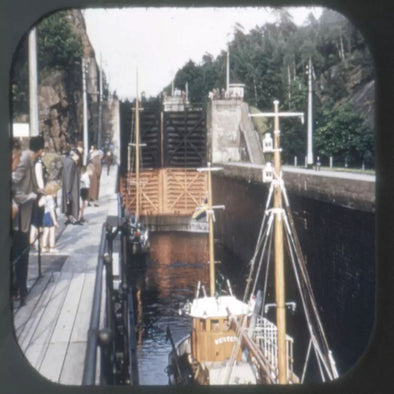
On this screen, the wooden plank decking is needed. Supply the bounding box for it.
[13,166,118,385]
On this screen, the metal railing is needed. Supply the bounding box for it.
[82,223,107,385]
[82,190,139,386]
[252,315,295,383]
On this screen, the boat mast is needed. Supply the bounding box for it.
[272,100,287,384]
[135,71,140,221]
[249,101,304,384]
[207,163,215,297]
[197,163,224,297]
[130,70,145,221]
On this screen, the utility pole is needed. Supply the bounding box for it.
[250,101,303,384]
[307,57,314,167]
[226,44,230,92]
[82,57,89,165]
[97,53,103,149]
[28,28,39,136]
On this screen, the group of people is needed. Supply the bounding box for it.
[208,87,244,100]
[11,137,111,306]
[11,136,46,306]
[61,145,104,225]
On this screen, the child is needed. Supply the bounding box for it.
[79,164,93,222]
[39,181,60,253]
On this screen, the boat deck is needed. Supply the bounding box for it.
[13,166,118,385]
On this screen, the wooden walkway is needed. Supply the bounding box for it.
[13,166,118,385]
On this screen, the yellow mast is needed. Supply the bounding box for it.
[197,163,224,297]
[249,100,304,384]
[207,163,215,297]
[272,100,287,384]
[135,72,140,221]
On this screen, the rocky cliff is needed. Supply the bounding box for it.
[12,9,111,156]
[38,10,98,153]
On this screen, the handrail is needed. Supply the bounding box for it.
[82,223,107,385]
[117,192,123,220]
[115,164,120,193]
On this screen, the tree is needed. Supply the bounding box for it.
[161,8,374,168]
[11,39,29,117]
[11,11,83,119]
[37,11,83,73]
[314,101,374,167]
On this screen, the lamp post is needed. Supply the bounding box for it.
[306,58,314,167]
[28,28,39,137]
[82,57,89,165]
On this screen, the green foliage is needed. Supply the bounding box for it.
[37,11,83,73]
[11,40,29,117]
[314,101,374,167]
[169,8,374,168]
[11,11,83,118]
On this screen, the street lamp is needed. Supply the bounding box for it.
[306,58,314,167]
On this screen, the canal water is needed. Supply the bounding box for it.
[128,232,209,385]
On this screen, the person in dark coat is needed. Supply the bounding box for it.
[105,150,112,175]
[12,135,44,305]
[61,150,81,224]
[88,150,103,207]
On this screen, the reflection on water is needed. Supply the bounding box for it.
[130,232,209,385]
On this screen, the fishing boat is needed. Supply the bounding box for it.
[125,74,149,255]
[167,100,339,385]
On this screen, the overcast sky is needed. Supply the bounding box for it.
[83,7,323,100]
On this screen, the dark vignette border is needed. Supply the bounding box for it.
[1,0,393,393]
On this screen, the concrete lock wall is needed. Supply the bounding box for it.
[207,100,243,163]
[212,169,375,375]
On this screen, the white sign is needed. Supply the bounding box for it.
[13,123,30,138]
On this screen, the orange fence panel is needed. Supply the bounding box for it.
[120,168,207,216]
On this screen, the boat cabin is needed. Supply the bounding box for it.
[189,295,252,363]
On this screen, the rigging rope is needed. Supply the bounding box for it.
[261,228,273,313]
[242,166,338,381]
[251,214,274,299]
[283,220,329,378]
[301,338,312,383]
[242,183,274,300]
[222,314,248,384]
[283,208,336,380]
[284,207,333,357]
[226,309,275,384]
